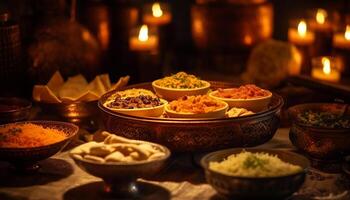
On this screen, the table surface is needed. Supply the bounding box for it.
[0,128,349,200]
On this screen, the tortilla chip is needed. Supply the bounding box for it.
[33,85,62,103]
[61,91,99,103]
[109,76,130,92]
[58,74,88,100]
[47,71,64,95]
[86,76,106,97]
[99,74,112,91]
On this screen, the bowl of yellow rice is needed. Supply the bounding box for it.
[201,148,310,199]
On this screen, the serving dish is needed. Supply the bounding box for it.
[209,89,272,112]
[201,148,310,199]
[70,140,170,198]
[0,97,32,124]
[0,120,78,172]
[288,103,350,161]
[99,81,283,152]
[152,79,210,100]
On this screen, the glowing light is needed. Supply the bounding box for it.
[316,9,327,24]
[152,3,163,18]
[322,57,331,75]
[297,20,307,37]
[345,25,350,41]
[138,25,149,42]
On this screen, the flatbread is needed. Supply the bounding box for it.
[99,74,112,90]
[86,76,106,97]
[58,74,88,100]
[109,76,130,92]
[47,71,64,95]
[32,85,62,103]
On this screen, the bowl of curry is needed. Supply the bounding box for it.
[0,121,78,172]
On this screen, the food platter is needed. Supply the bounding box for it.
[99,81,283,152]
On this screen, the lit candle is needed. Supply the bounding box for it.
[333,25,350,49]
[143,2,172,26]
[129,25,159,51]
[309,8,332,31]
[311,57,340,82]
[288,20,315,45]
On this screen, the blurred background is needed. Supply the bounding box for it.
[0,0,350,100]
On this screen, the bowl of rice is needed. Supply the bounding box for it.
[152,72,210,101]
[201,148,310,199]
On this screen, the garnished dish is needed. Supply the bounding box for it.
[209,151,302,177]
[165,95,228,118]
[103,88,167,117]
[152,72,210,100]
[201,148,309,199]
[0,123,67,148]
[297,110,350,129]
[209,84,272,112]
[71,131,167,163]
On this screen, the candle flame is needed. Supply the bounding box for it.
[152,3,163,18]
[297,20,307,37]
[345,25,350,41]
[138,25,149,42]
[322,57,331,75]
[316,9,327,24]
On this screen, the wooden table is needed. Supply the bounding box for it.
[0,128,349,200]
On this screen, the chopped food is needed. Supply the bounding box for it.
[155,72,206,89]
[0,123,66,148]
[168,95,226,114]
[226,107,254,118]
[71,131,167,163]
[104,89,163,109]
[209,151,302,177]
[214,84,271,99]
[297,110,350,129]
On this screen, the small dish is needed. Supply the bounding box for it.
[0,120,78,172]
[104,99,168,118]
[0,97,32,124]
[70,140,170,198]
[209,89,272,112]
[152,80,210,100]
[164,100,228,119]
[201,148,309,200]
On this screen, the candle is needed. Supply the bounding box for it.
[309,8,332,31]
[288,20,315,45]
[129,25,159,51]
[143,2,172,26]
[311,57,340,82]
[333,25,350,49]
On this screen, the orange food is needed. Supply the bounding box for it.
[0,123,66,148]
[168,95,226,114]
[214,84,270,99]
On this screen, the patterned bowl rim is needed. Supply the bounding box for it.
[0,120,79,151]
[98,81,284,124]
[0,97,32,114]
[200,148,310,180]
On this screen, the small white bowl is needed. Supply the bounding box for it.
[152,80,211,101]
[164,101,228,119]
[209,89,272,112]
[104,99,168,117]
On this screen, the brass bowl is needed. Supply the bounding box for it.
[0,120,79,172]
[0,97,32,124]
[70,142,170,198]
[98,81,283,152]
[201,148,310,200]
[288,103,350,161]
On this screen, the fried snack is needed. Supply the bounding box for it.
[71,131,167,163]
[226,107,254,118]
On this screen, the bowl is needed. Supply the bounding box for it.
[99,81,283,152]
[0,97,32,124]
[104,99,168,118]
[152,80,210,100]
[201,148,310,200]
[164,100,228,119]
[70,141,170,198]
[209,89,272,112]
[288,103,350,161]
[0,120,78,172]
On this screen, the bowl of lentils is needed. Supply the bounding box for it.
[101,88,167,118]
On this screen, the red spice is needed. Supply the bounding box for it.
[215,84,270,99]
